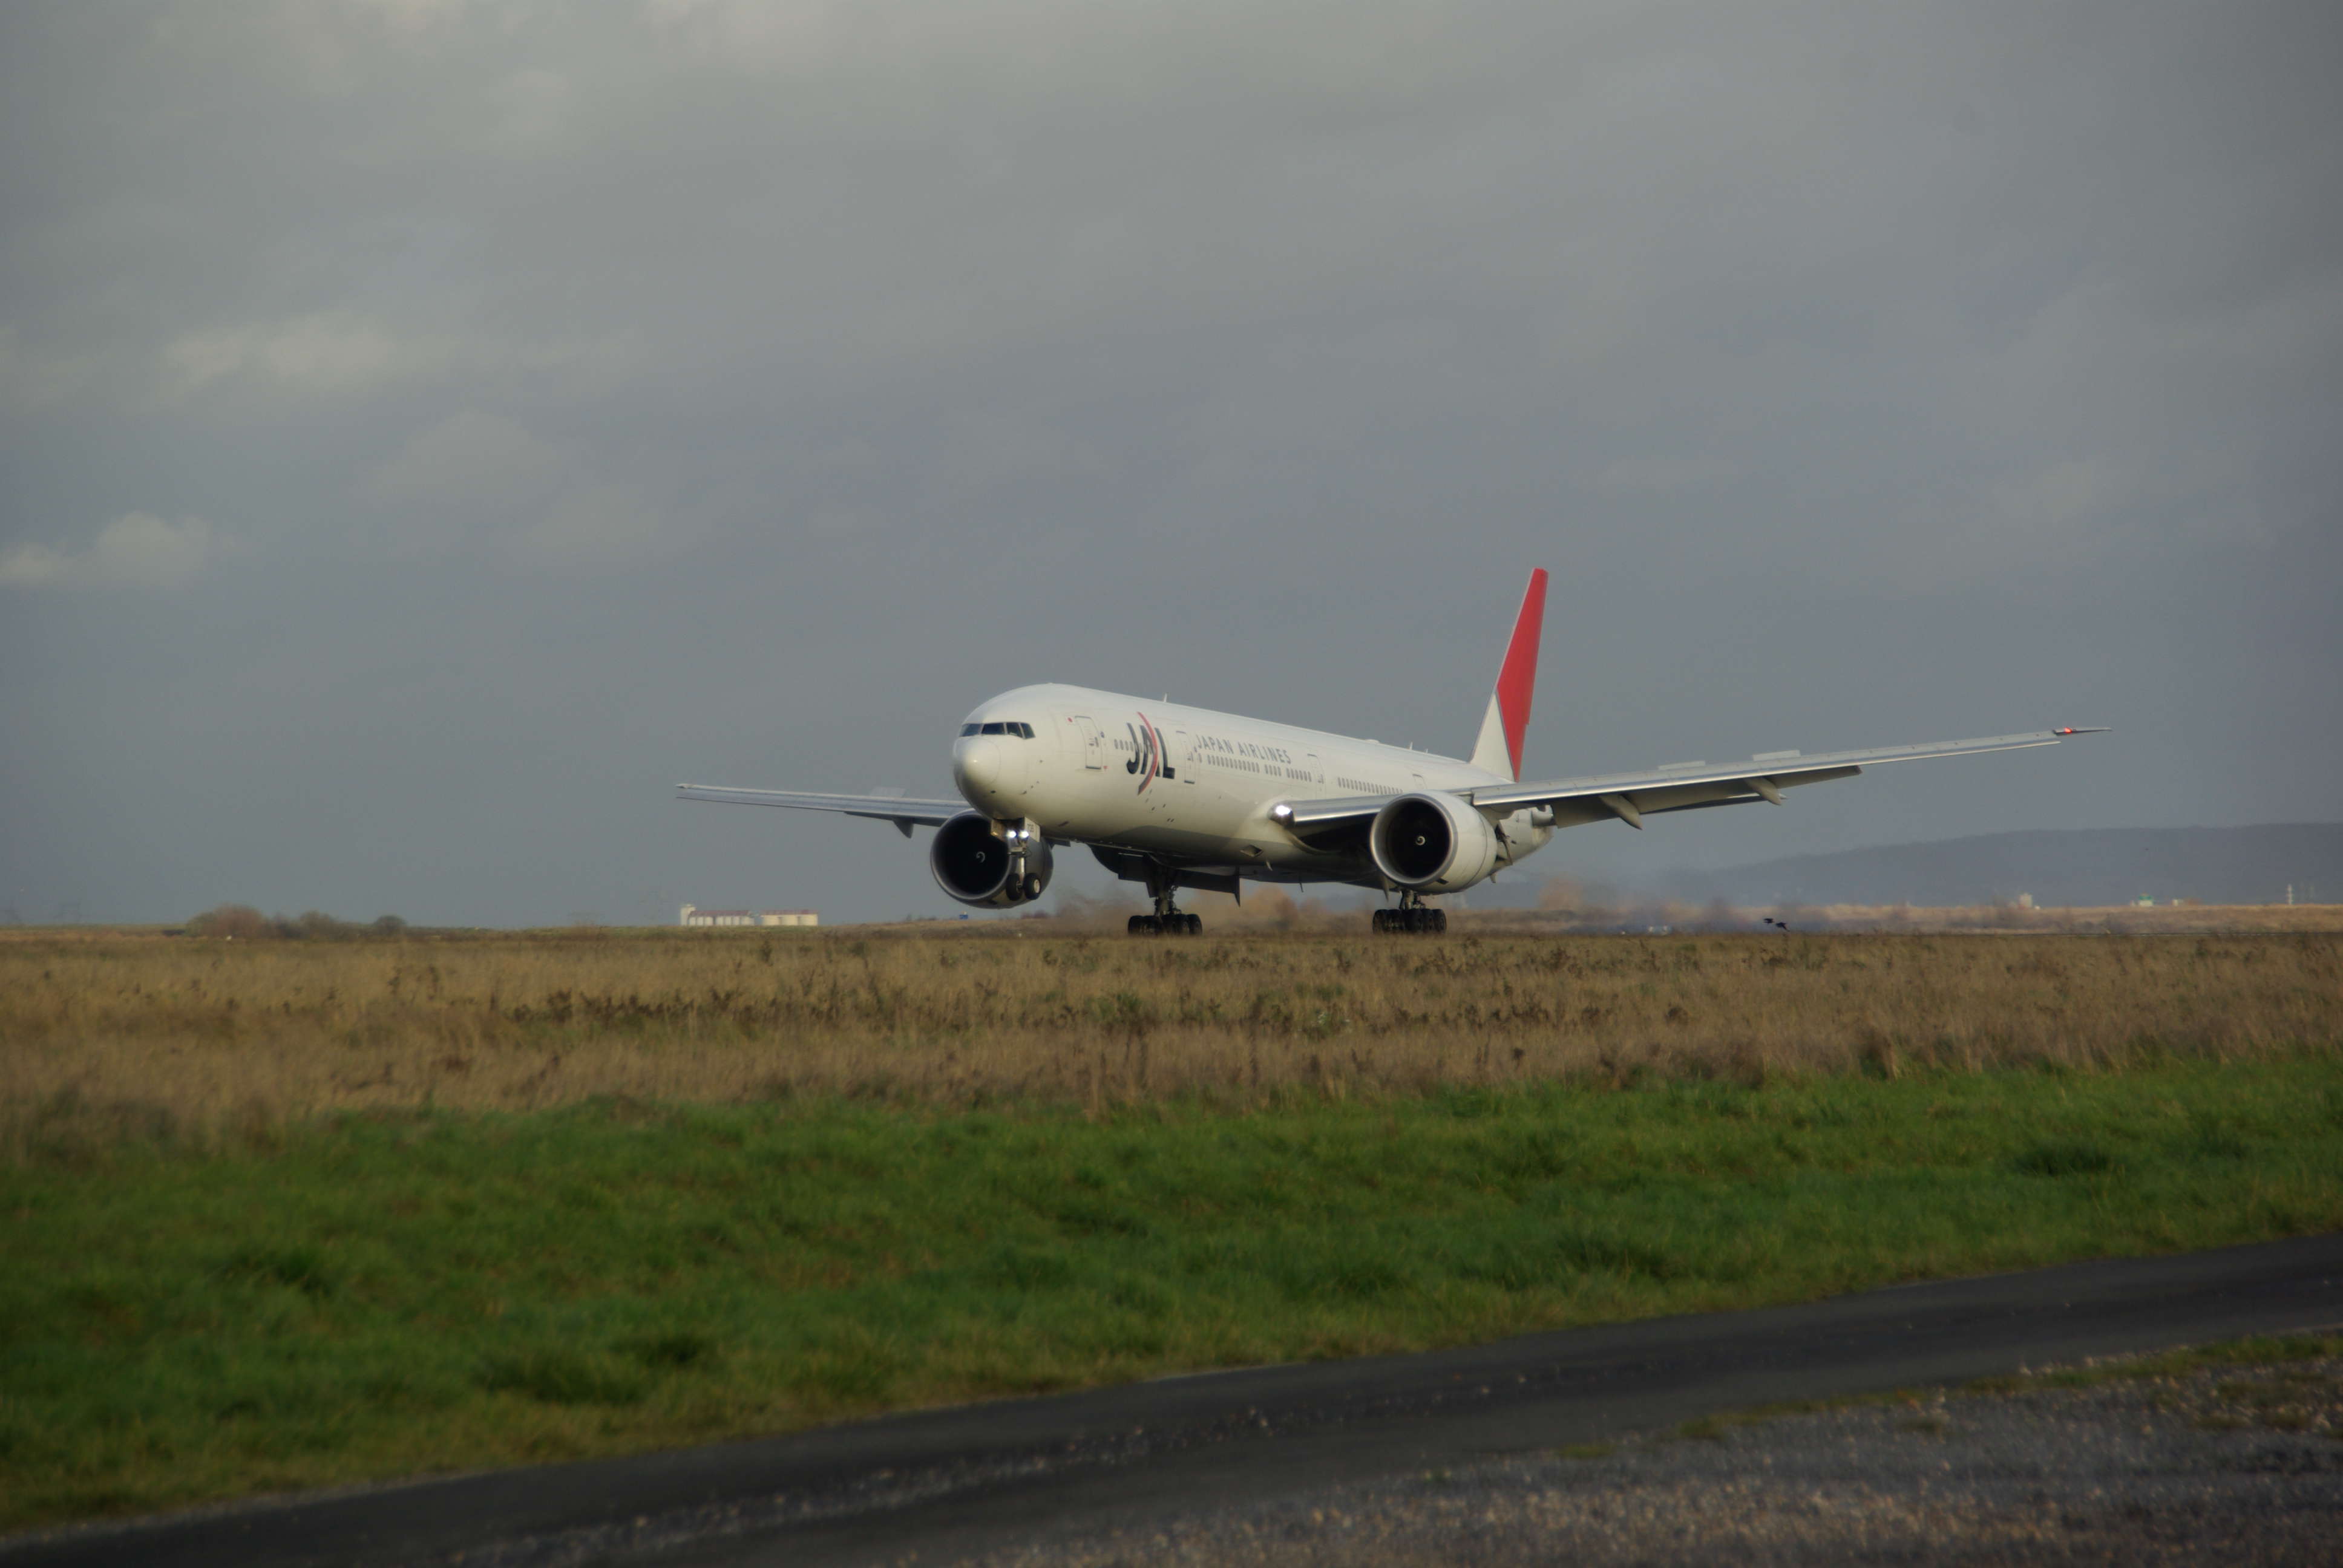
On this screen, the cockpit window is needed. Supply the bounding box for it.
[980,721,1005,734]
[1014,722,1035,738]
[959,722,981,736]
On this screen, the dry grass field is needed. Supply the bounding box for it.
[1489,891,2343,936]
[5,923,2337,1157]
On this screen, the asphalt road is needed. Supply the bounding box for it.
[11,1233,2340,1568]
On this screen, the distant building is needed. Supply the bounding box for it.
[680,905,817,928]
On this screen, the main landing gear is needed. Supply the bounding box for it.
[1128,864,1203,936]
[1130,912,1202,936]
[1373,895,1446,935]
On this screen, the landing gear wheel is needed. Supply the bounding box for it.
[1130,861,1201,936]
[1430,908,1447,934]
[1023,874,1043,901]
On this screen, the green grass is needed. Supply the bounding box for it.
[4,1056,2342,1530]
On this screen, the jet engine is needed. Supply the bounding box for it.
[1368,792,1501,893]
[929,812,1054,907]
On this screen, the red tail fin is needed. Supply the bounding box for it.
[1468,569,1547,780]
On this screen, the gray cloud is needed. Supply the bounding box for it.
[2,2,2338,926]
[358,409,672,561]
[0,513,235,590]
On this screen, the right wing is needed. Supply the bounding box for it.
[675,784,966,838]
[1469,728,2108,827]
[1267,727,2106,842]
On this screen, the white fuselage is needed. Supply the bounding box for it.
[949,683,1553,887]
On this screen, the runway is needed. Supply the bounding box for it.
[11,1233,2339,1568]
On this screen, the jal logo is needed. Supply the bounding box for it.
[1126,712,1162,793]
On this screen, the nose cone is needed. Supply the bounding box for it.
[953,737,1003,803]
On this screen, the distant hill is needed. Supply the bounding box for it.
[1656,824,2343,909]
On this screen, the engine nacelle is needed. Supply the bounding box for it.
[929,812,1054,908]
[1369,792,1502,893]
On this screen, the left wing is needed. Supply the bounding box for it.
[675,784,965,838]
[1270,727,2107,838]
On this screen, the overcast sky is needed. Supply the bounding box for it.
[2,2,2338,927]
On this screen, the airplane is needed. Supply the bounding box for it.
[678,569,2106,935]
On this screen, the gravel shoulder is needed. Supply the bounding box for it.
[980,1351,2343,1567]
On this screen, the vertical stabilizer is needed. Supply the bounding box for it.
[1467,568,1547,780]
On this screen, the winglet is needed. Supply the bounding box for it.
[1469,569,1548,780]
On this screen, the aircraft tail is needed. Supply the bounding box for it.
[1467,568,1547,780]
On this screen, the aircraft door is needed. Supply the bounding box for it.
[1068,714,1106,770]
